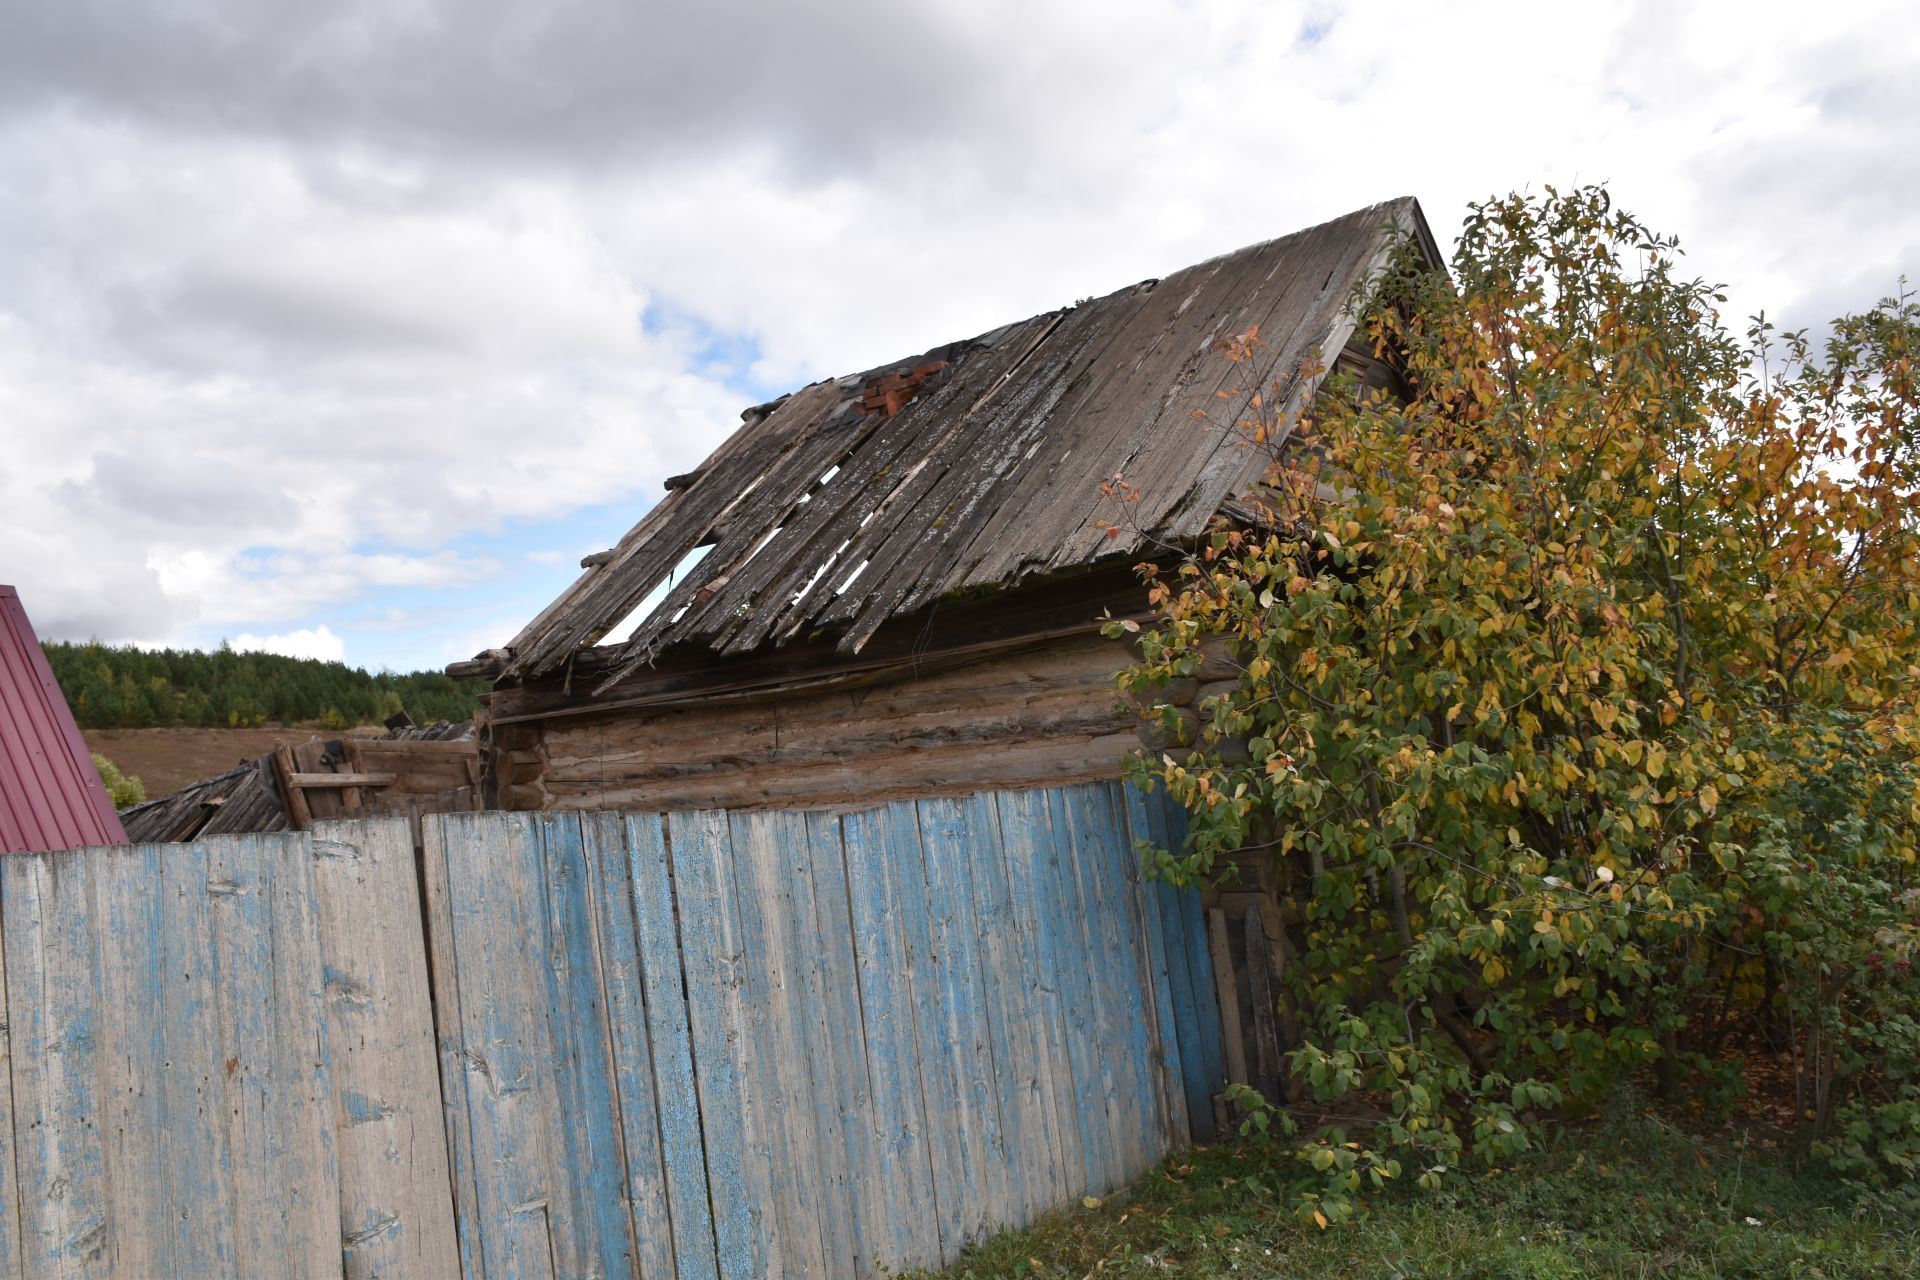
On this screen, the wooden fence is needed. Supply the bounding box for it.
[0,781,1223,1279]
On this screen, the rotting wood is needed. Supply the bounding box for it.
[469,198,1441,685]
[270,741,313,830]
[289,772,398,789]
[1208,907,1251,1090]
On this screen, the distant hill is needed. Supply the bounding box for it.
[42,640,485,731]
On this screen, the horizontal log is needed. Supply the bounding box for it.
[288,772,397,789]
[350,739,479,756]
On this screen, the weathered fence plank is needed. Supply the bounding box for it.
[798,808,875,1277]
[1120,785,1191,1151]
[668,808,772,1280]
[1,781,1224,1280]
[914,793,1012,1245]
[206,832,340,1277]
[1,849,111,1278]
[420,814,487,1280]
[89,841,162,1279]
[992,786,1085,1212]
[436,812,562,1279]
[533,814,639,1280]
[0,885,21,1279]
[622,812,721,1280]
[580,812,680,1280]
[839,802,944,1270]
[309,819,461,1280]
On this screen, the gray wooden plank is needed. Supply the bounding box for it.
[151,840,239,1275]
[0,869,21,1279]
[0,848,112,1279]
[309,818,462,1280]
[623,812,722,1280]
[420,814,487,1280]
[205,831,341,1278]
[93,841,192,1277]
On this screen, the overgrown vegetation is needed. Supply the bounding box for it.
[911,1106,1919,1278]
[90,752,145,806]
[1109,188,1920,1216]
[44,640,485,730]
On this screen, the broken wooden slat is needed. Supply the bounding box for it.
[1208,907,1251,1090]
[270,741,313,829]
[289,771,397,789]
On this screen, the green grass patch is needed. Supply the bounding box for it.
[908,1111,1917,1278]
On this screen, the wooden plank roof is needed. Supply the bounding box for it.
[490,197,1437,688]
[0,585,128,853]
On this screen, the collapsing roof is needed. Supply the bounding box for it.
[479,198,1438,692]
[0,584,128,854]
[118,720,478,843]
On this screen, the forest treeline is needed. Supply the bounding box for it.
[43,641,485,730]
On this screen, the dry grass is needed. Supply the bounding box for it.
[84,725,386,795]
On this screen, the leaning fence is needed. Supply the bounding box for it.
[0,780,1224,1279]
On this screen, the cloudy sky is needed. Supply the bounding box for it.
[3,0,1914,672]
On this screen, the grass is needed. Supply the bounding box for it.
[906,1109,1918,1279]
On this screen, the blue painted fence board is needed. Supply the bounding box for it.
[0,780,1224,1280]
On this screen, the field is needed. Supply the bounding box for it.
[84,725,386,796]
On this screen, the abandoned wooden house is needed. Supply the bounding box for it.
[117,719,481,843]
[452,197,1441,815]
[445,199,1443,1105]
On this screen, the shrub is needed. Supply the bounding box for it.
[92,752,146,808]
[1110,186,1920,1214]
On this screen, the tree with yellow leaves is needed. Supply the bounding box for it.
[1112,187,1920,1215]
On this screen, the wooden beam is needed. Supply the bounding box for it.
[288,772,397,789]
[269,742,313,830]
[350,739,480,756]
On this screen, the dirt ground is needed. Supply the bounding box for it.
[84,725,384,796]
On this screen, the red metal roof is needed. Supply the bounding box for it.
[0,585,128,853]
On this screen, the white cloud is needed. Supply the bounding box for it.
[0,0,1914,666]
[231,624,347,663]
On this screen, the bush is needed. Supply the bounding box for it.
[92,753,146,808]
[1110,187,1920,1214]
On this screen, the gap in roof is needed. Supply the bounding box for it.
[598,543,714,647]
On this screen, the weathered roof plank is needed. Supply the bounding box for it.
[492,198,1436,680]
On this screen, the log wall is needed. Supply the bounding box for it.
[495,631,1140,812]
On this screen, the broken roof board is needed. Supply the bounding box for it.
[500,197,1436,688]
[0,584,128,854]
